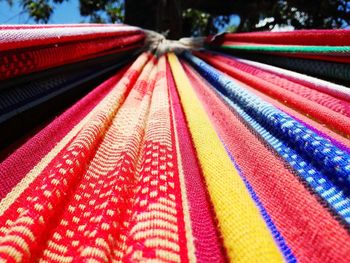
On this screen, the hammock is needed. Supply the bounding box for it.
[0,25,349,262]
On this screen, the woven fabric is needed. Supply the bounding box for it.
[223,52,350,83]
[167,62,225,262]
[213,42,350,55]
[194,51,350,137]
[1,26,350,263]
[264,52,350,64]
[207,30,350,46]
[0,25,138,50]
[182,61,296,262]
[168,53,283,262]
[0,51,133,123]
[184,52,350,187]
[235,57,350,101]
[181,59,350,262]
[196,52,350,118]
[207,30,350,63]
[0,67,127,201]
[0,25,144,80]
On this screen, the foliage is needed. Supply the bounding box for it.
[184,0,350,33]
[79,0,124,23]
[182,8,211,36]
[1,0,124,23]
[237,0,350,31]
[2,0,350,36]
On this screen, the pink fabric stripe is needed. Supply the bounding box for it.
[166,60,225,262]
[0,67,127,201]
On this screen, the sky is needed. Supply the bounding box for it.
[0,0,83,24]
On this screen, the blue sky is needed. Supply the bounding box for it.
[0,0,83,24]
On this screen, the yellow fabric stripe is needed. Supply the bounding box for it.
[167,53,283,263]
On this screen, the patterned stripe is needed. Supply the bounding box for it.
[168,53,283,262]
[123,56,188,262]
[222,92,350,224]
[0,102,99,216]
[40,57,157,262]
[237,78,350,152]
[0,53,149,261]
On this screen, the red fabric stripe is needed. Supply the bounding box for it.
[168,68,190,263]
[0,66,127,201]
[167,60,226,262]
[0,34,144,80]
[182,61,350,262]
[207,30,350,46]
[194,51,350,138]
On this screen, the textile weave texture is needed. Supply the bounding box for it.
[0,26,350,262]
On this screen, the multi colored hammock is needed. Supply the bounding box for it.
[0,25,350,262]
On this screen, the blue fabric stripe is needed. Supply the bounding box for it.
[222,94,350,223]
[183,51,350,225]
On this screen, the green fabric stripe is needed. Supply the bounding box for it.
[219,44,350,54]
